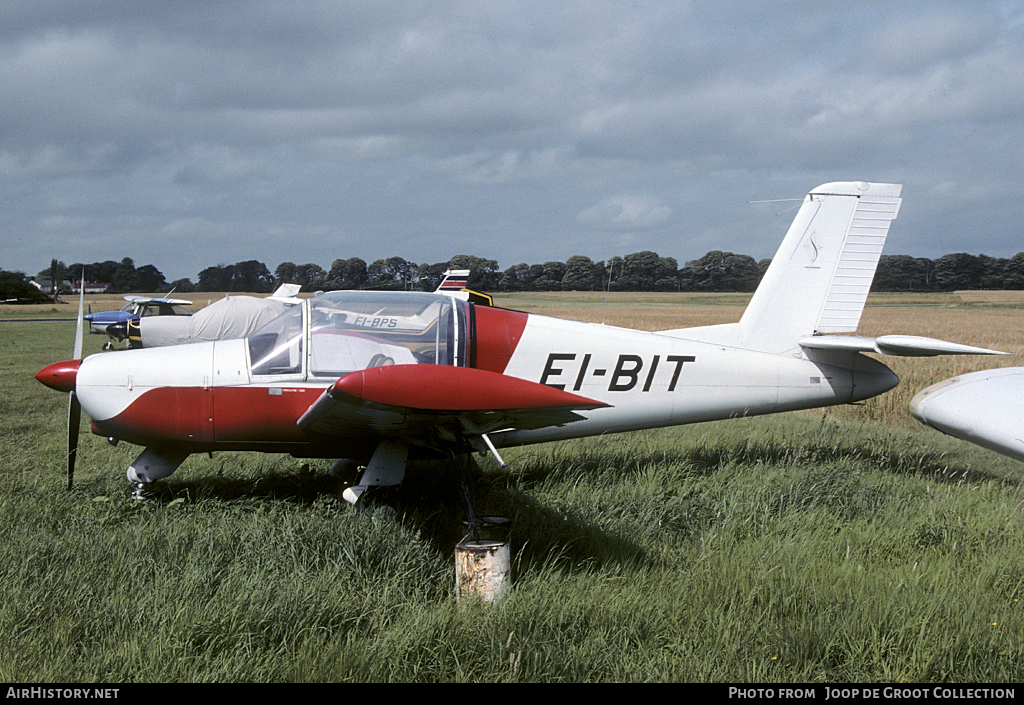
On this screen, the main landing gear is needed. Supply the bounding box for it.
[341,439,408,510]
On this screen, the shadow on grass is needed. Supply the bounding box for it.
[110,420,1013,576]
[143,454,650,575]
[678,434,1021,487]
[502,427,1019,489]
[160,465,345,505]
[501,489,652,574]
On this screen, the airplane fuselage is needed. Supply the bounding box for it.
[497,313,897,446]
[67,297,898,461]
[84,300,192,338]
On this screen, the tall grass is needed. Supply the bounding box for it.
[2,298,1024,682]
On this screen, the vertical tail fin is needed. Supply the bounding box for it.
[436,268,494,305]
[734,181,902,353]
[436,269,470,293]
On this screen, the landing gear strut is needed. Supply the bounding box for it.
[126,447,189,502]
[342,439,408,507]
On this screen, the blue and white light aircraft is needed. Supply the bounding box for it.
[84,295,193,349]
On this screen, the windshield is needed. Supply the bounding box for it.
[307,291,457,378]
[246,291,463,378]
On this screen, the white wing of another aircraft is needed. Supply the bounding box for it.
[122,295,193,306]
[911,367,1024,462]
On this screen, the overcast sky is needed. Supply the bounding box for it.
[3,1,1023,283]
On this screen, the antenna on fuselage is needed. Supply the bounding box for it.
[601,259,614,326]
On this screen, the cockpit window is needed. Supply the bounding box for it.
[248,305,304,376]
[307,291,456,378]
[141,304,191,317]
[247,291,463,379]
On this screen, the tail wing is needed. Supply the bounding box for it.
[737,181,902,353]
[663,181,1006,361]
[269,283,302,301]
[666,181,902,353]
[436,269,470,293]
[436,268,494,306]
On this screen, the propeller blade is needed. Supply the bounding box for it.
[67,269,85,489]
[67,392,81,490]
[73,269,84,360]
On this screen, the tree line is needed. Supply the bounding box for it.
[871,253,1024,291]
[9,250,1024,300]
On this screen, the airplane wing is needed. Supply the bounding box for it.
[911,367,1024,462]
[297,364,610,452]
[123,295,193,306]
[799,335,1007,357]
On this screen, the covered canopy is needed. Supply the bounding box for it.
[139,296,290,347]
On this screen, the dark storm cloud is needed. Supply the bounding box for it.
[2,1,1023,282]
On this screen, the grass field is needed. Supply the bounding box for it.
[2,292,1023,682]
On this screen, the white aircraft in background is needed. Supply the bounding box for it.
[114,274,478,349]
[911,368,1023,462]
[36,181,1006,504]
[112,283,303,348]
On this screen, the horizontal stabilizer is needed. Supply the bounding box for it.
[799,334,1008,357]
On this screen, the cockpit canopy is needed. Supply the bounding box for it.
[247,291,466,379]
[123,301,192,317]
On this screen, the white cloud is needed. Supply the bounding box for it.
[577,195,672,230]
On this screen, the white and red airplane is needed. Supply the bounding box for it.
[36,181,1007,503]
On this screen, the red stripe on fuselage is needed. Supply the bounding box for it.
[92,386,214,447]
[92,385,327,449]
[213,386,324,442]
[472,305,528,373]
